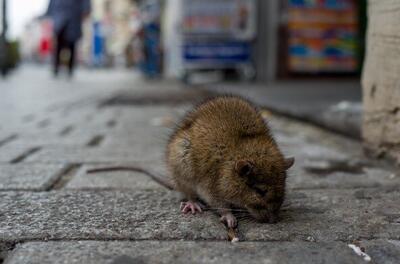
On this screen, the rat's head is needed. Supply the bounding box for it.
[220,152,294,224]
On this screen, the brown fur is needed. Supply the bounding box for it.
[167,96,294,223]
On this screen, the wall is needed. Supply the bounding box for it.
[362,0,400,163]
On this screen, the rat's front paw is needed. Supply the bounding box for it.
[180,201,203,214]
[220,213,237,228]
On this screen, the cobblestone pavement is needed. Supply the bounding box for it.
[0,66,399,264]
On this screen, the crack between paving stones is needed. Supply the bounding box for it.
[36,119,51,129]
[86,135,105,147]
[46,164,82,190]
[0,166,83,192]
[0,242,16,264]
[0,134,18,148]
[9,147,41,164]
[58,125,75,136]
[106,119,117,128]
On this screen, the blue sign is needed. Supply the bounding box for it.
[184,42,251,63]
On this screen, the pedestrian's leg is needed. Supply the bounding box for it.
[68,41,76,78]
[53,33,63,77]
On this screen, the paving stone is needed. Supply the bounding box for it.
[65,162,166,190]
[0,190,226,242]
[269,115,362,157]
[32,108,105,135]
[0,146,36,163]
[15,111,118,141]
[287,167,400,190]
[363,240,400,264]
[203,81,361,138]
[1,188,399,244]
[5,241,365,264]
[237,188,400,242]
[0,164,66,191]
[8,134,96,147]
[114,106,187,125]
[271,123,400,189]
[102,128,170,149]
[0,120,32,136]
[25,146,164,164]
[281,140,352,165]
[59,107,123,128]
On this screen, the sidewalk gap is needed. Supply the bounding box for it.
[0,242,16,264]
[106,119,117,128]
[0,134,18,148]
[86,135,105,147]
[59,125,75,136]
[36,119,51,129]
[47,164,82,191]
[9,147,41,164]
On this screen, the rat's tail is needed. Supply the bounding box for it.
[86,166,175,190]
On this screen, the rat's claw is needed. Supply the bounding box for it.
[180,201,203,215]
[220,213,237,228]
[180,202,185,211]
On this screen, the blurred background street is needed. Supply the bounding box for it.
[1,0,400,263]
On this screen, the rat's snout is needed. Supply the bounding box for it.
[266,214,279,224]
[247,207,280,224]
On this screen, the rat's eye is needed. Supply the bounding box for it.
[236,160,253,177]
[253,186,268,197]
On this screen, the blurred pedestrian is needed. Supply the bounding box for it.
[46,0,91,77]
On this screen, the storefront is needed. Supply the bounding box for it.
[163,0,366,82]
[278,0,366,78]
[163,0,257,81]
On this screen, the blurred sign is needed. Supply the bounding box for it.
[287,0,359,73]
[182,0,256,40]
[184,41,251,63]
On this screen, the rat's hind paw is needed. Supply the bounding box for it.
[180,201,203,214]
[220,213,237,228]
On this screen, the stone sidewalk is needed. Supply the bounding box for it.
[0,66,399,264]
[203,81,362,138]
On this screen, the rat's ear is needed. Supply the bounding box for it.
[235,160,253,177]
[284,157,295,170]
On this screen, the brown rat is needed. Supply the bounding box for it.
[167,96,294,227]
[88,95,294,228]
